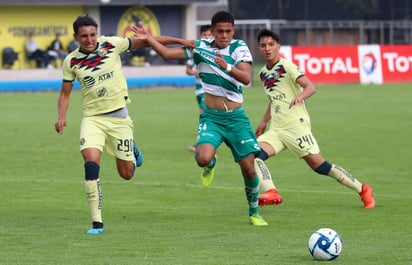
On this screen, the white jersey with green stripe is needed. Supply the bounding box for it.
[184,38,253,103]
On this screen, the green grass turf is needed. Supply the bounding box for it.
[0,82,411,264]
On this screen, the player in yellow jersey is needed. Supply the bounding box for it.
[253,29,375,209]
[54,15,193,234]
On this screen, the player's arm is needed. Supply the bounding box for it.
[289,76,316,109]
[155,36,194,47]
[55,81,73,135]
[130,35,193,50]
[214,52,251,85]
[131,23,187,60]
[255,103,271,137]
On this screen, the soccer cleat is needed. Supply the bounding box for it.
[201,156,217,187]
[86,222,104,235]
[359,184,375,209]
[258,189,283,206]
[249,214,268,226]
[133,141,143,167]
[86,228,104,235]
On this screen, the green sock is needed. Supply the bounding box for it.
[244,175,259,216]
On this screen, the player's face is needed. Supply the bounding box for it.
[258,36,281,63]
[200,30,212,39]
[211,22,235,49]
[74,26,98,53]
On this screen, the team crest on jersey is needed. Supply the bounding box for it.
[70,41,114,72]
[260,64,286,91]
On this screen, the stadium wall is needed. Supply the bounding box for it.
[0,65,195,92]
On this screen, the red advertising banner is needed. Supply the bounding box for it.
[282,45,412,84]
[380,45,412,83]
[291,46,360,84]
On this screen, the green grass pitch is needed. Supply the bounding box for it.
[0,82,411,264]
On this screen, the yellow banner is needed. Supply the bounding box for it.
[0,6,84,69]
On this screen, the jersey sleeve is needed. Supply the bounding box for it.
[234,40,253,65]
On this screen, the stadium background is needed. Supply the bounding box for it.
[0,0,411,90]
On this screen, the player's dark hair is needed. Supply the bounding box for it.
[211,11,235,27]
[73,15,98,34]
[200,24,211,33]
[257,29,281,43]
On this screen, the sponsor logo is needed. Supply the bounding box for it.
[382,52,412,73]
[294,53,358,74]
[361,52,377,75]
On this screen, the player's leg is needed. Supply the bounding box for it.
[304,153,375,209]
[82,148,104,234]
[195,110,221,187]
[228,110,267,225]
[238,155,267,226]
[106,116,143,180]
[80,117,106,234]
[255,131,284,206]
[196,143,217,187]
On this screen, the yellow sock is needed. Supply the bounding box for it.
[85,179,102,223]
[254,158,277,192]
[328,164,362,193]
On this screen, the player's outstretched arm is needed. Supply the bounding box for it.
[132,22,186,60]
[55,82,72,135]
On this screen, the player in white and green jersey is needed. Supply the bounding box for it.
[54,15,193,235]
[133,11,268,226]
[186,25,212,153]
[254,29,375,209]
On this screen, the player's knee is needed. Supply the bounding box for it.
[85,161,100,180]
[118,166,134,180]
[195,153,213,167]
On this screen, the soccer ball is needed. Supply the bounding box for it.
[308,228,343,261]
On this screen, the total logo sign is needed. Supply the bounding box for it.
[358,45,383,84]
[290,46,360,84]
[280,45,412,84]
[380,45,412,82]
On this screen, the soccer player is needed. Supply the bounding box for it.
[54,15,193,234]
[253,29,375,209]
[186,25,212,153]
[133,11,268,226]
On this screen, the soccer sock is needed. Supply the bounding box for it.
[316,161,362,193]
[85,179,103,223]
[84,161,103,224]
[244,175,260,216]
[254,158,277,192]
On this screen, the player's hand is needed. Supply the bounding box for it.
[213,50,228,70]
[182,39,195,48]
[55,119,68,135]
[289,95,305,109]
[130,22,150,40]
[255,121,267,137]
